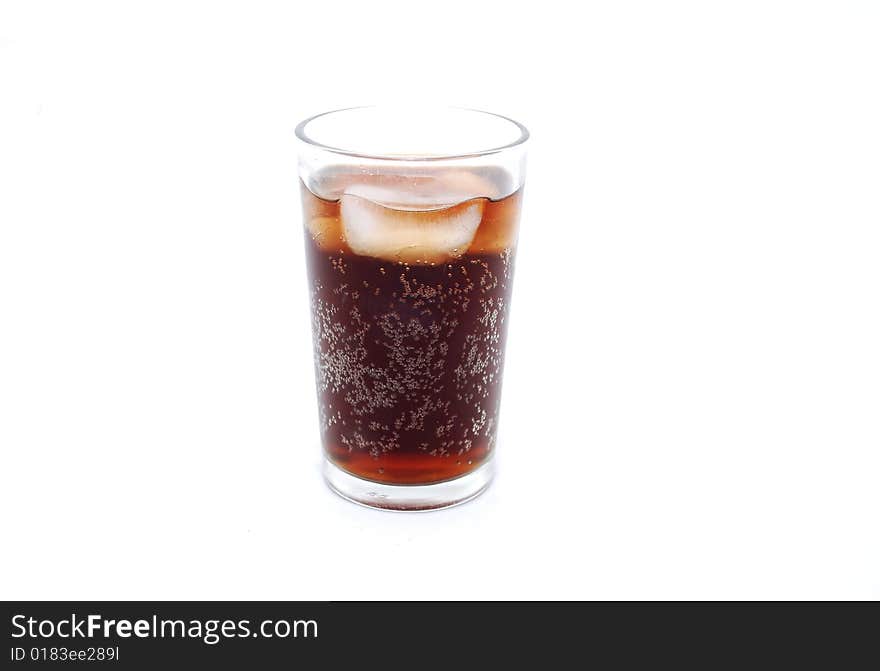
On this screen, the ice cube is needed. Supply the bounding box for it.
[342,169,500,211]
[468,189,522,253]
[306,215,346,252]
[340,195,484,264]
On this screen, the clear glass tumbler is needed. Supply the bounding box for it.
[296,107,528,510]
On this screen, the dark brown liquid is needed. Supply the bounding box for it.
[302,182,521,484]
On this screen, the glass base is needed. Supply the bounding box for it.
[323,458,494,511]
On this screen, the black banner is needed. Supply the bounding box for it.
[2,602,877,667]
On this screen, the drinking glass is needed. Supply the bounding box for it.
[296,106,528,510]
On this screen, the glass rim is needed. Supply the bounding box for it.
[295,105,530,162]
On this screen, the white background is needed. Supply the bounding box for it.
[1,1,878,600]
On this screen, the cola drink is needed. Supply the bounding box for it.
[296,106,528,509]
[301,169,522,486]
